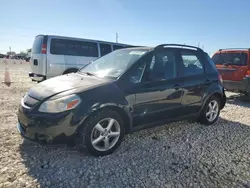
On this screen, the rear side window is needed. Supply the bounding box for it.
[32,36,44,54]
[100,43,112,56]
[212,52,248,66]
[180,51,204,76]
[50,39,98,57]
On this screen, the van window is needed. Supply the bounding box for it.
[100,43,112,56]
[32,36,44,54]
[113,45,124,51]
[212,52,248,66]
[50,39,98,57]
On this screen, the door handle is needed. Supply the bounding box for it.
[205,79,212,83]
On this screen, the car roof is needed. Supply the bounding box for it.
[122,44,204,52]
[214,48,250,54]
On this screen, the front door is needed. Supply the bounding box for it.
[130,49,184,126]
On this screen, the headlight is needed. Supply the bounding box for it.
[38,94,81,113]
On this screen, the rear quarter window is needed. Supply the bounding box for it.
[32,36,44,54]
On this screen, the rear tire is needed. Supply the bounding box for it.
[199,95,221,125]
[77,109,125,156]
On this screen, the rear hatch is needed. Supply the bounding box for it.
[30,35,47,76]
[212,51,249,81]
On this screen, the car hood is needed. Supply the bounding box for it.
[28,73,110,100]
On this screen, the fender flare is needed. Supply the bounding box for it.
[200,90,226,112]
[75,103,133,134]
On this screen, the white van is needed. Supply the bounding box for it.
[29,34,135,82]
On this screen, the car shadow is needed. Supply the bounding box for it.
[226,92,250,108]
[19,117,250,188]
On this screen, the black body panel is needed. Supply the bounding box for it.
[17,45,226,146]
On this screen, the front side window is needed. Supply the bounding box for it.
[147,50,177,81]
[79,49,149,79]
[181,51,204,76]
[126,53,153,83]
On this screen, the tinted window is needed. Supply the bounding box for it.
[148,50,177,81]
[181,51,204,76]
[206,54,218,73]
[127,53,152,83]
[113,45,124,51]
[50,39,98,57]
[100,43,112,56]
[32,36,44,54]
[212,52,247,66]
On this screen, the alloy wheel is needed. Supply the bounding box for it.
[206,100,219,122]
[91,118,121,152]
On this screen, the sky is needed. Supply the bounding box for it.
[1,0,250,55]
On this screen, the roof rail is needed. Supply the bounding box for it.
[219,48,250,51]
[155,44,203,51]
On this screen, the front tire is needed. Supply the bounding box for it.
[199,95,221,125]
[77,109,125,156]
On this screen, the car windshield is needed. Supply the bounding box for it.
[79,49,148,78]
[212,52,248,66]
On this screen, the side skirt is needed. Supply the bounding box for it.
[130,113,200,133]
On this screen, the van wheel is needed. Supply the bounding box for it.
[77,109,125,156]
[199,95,221,125]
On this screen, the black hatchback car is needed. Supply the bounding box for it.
[17,44,226,156]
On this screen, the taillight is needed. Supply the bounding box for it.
[245,70,250,77]
[218,74,223,83]
[41,44,47,54]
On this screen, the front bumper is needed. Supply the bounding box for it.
[17,105,78,145]
[28,72,46,82]
[223,77,250,92]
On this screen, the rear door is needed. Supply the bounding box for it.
[212,51,248,81]
[30,35,47,76]
[177,49,208,114]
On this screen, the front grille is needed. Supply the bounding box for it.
[23,94,39,107]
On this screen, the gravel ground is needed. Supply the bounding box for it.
[0,61,250,188]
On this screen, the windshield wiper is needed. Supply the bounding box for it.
[80,71,98,77]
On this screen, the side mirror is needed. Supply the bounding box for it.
[129,76,139,84]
